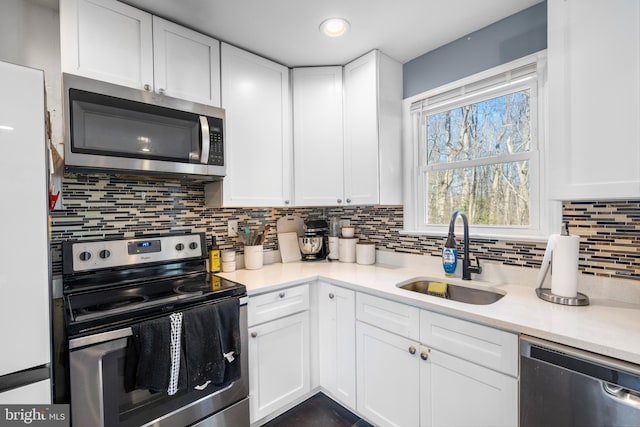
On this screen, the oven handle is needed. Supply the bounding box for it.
[70,327,132,350]
[71,297,247,350]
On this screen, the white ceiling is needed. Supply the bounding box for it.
[117,0,543,67]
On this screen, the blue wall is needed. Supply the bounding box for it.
[403,1,547,98]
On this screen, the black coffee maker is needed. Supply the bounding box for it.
[298,219,328,261]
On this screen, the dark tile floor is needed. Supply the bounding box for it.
[263,393,373,427]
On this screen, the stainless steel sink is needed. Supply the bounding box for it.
[397,279,505,305]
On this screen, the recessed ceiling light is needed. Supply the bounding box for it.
[320,18,350,37]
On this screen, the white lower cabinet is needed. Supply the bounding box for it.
[355,292,518,427]
[248,286,518,427]
[356,321,421,427]
[422,349,517,427]
[248,311,310,423]
[247,285,311,424]
[317,282,356,409]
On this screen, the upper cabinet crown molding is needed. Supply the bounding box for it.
[60,0,221,107]
[548,0,640,200]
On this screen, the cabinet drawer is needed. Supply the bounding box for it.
[420,310,518,376]
[248,284,309,326]
[356,292,420,340]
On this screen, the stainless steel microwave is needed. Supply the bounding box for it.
[63,74,225,180]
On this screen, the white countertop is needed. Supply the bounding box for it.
[218,254,640,366]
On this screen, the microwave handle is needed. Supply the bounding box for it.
[199,116,210,164]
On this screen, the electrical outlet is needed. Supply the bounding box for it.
[228,220,238,237]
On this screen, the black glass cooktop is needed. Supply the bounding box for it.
[64,271,245,337]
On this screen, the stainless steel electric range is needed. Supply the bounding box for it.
[55,232,249,427]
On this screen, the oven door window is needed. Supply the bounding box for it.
[70,337,241,427]
[69,88,201,163]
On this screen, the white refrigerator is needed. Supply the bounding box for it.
[0,61,52,403]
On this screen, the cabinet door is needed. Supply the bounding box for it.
[60,0,154,90]
[548,0,640,199]
[343,51,380,205]
[152,17,221,106]
[293,67,344,206]
[221,43,292,206]
[248,311,310,423]
[356,321,420,427]
[421,349,517,427]
[318,282,356,409]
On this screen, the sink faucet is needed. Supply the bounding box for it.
[448,211,482,280]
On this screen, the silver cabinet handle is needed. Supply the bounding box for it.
[337,199,342,204]
[329,293,335,299]
[346,198,351,203]
[199,116,211,165]
[421,351,429,361]
[158,88,165,94]
[409,346,416,355]
[251,332,257,338]
[284,200,290,205]
[143,84,151,91]
[279,292,285,298]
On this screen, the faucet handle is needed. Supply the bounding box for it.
[469,257,482,275]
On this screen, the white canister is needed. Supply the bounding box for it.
[356,241,376,265]
[221,250,236,262]
[328,236,340,260]
[338,238,357,263]
[222,260,236,272]
[244,245,263,270]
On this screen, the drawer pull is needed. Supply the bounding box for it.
[329,293,335,299]
[409,346,416,355]
[279,292,285,298]
[420,351,429,361]
[251,332,257,338]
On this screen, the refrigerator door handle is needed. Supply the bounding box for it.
[0,365,50,394]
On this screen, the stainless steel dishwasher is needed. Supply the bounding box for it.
[520,336,640,426]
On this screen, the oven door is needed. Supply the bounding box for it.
[69,304,248,427]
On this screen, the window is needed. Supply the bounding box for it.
[404,52,560,239]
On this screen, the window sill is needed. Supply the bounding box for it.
[399,228,550,243]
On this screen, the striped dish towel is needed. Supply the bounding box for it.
[168,312,183,395]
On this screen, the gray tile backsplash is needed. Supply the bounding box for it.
[50,174,639,281]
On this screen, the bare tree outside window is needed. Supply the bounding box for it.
[424,90,531,226]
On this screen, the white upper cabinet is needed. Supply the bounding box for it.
[60,0,153,90]
[152,17,221,106]
[60,0,221,106]
[343,50,403,205]
[293,67,344,206]
[220,43,292,207]
[548,0,640,200]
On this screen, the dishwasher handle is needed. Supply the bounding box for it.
[603,382,640,408]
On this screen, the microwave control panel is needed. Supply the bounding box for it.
[208,117,224,166]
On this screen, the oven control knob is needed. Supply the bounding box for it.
[175,243,185,251]
[99,249,111,259]
[189,242,198,250]
[79,251,91,261]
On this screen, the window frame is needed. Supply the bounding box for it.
[402,51,561,241]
